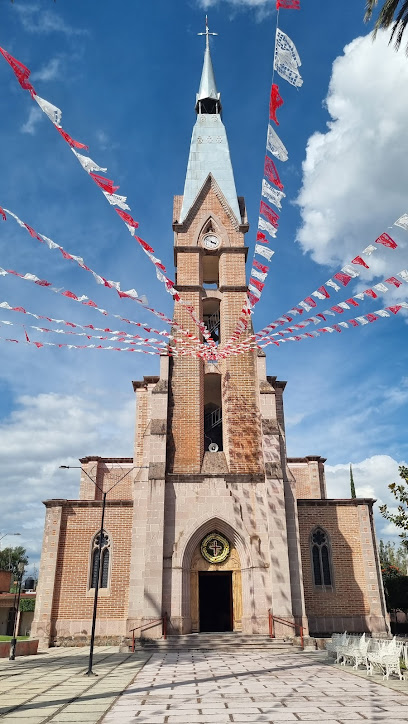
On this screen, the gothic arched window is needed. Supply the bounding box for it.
[310,527,333,589]
[90,530,111,589]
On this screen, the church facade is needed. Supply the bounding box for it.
[32,32,389,648]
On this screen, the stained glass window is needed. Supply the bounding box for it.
[311,527,332,589]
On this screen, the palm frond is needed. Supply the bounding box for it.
[365,0,379,22]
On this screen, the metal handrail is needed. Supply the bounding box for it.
[269,610,304,650]
[129,613,167,652]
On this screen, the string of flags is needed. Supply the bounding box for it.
[0,205,205,349]
[255,228,401,340]
[258,302,408,348]
[0,333,164,355]
[0,45,216,351]
[221,1,301,353]
[257,268,408,341]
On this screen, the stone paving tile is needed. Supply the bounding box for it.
[101,650,408,724]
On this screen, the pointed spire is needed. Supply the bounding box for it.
[196,16,221,114]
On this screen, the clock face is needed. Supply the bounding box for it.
[203,234,220,250]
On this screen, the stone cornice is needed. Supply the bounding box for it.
[297,498,376,507]
[132,376,160,391]
[43,499,133,508]
[167,473,265,484]
[79,456,133,464]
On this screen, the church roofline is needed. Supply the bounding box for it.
[287,456,327,464]
[132,376,160,391]
[79,456,133,464]
[174,174,245,232]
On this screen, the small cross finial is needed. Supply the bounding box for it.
[198,15,218,49]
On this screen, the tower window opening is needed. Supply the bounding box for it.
[204,373,223,452]
[203,253,219,289]
[203,299,220,345]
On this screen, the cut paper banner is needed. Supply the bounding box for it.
[266,124,288,162]
[276,0,300,8]
[269,84,284,125]
[261,180,286,210]
[394,214,408,231]
[264,156,284,190]
[274,29,303,88]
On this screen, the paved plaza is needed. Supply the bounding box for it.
[0,648,408,723]
[103,650,408,724]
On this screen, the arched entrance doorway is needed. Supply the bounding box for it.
[190,532,242,632]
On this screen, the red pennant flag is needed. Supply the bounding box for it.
[282,314,293,322]
[331,306,344,314]
[249,277,265,293]
[316,285,330,299]
[56,126,88,150]
[276,0,300,8]
[303,296,317,308]
[247,292,260,306]
[33,342,44,349]
[264,156,284,190]
[0,47,36,96]
[62,290,78,300]
[364,289,377,299]
[351,255,369,269]
[0,207,6,221]
[260,201,279,228]
[387,305,402,314]
[366,313,378,322]
[12,306,26,313]
[82,300,98,307]
[375,233,397,249]
[256,231,268,243]
[385,276,402,288]
[135,236,155,254]
[345,298,359,307]
[349,319,359,327]
[60,250,74,261]
[34,279,52,287]
[90,172,119,194]
[115,209,139,229]
[269,84,284,125]
[332,325,342,333]
[23,224,42,241]
[253,259,269,273]
[333,272,352,286]
[317,313,326,321]
[24,328,30,342]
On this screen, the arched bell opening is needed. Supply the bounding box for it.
[203,297,220,345]
[204,373,223,452]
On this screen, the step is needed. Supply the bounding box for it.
[123,634,300,653]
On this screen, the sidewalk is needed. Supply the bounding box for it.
[0,646,149,723]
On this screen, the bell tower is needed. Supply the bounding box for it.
[168,18,264,475]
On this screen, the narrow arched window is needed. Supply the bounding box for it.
[89,530,111,589]
[311,527,333,589]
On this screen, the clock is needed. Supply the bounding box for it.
[203,234,220,251]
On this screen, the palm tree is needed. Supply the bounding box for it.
[365,0,408,53]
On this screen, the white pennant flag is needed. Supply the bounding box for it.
[398,269,408,282]
[248,284,261,299]
[251,268,267,282]
[394,213,408,231]
[267,124,288,162]
[338,302,351,309]
[255,244,275,261]
[71,149,107,173]
[33,94,62,127]
[274,29,303,88]
[102,191,130,210]
[362,245,377,256]
[258,216,278,238]
[261,180,286,210]
[376,309,390,317]
[355,316,369,325]
[372,283,388,293]
[326,279,341,292]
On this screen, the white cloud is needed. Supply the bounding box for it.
[20,107,43,135]
[14,5,87,37]
[32,57,61,82]
[197,0,273,18]
[326,454,407,545]
[296,32,408,293]
[0,392,134,569]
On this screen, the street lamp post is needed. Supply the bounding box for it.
[9,561,25,661]
[60,463,147,676]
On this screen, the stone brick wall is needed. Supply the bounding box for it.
[288,458,327,499]
[41,500,133,642]
[297,500,388,634]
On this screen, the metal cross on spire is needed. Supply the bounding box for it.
[198,15,218,49]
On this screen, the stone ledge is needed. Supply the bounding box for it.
[297,498,376,507]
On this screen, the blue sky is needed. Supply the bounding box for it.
[0,0,408,572]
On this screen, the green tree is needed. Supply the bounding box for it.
[0,546,28,581]
[365,0,408,53]
[350,464,356,499]
[379,539,408,571]
[380,465,408,549]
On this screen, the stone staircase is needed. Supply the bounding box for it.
[125,633,301,653]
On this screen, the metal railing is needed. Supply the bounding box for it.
[203,311,220,334]
[129,612,167,652]
[269,610,304,650]
[204,407,222,429]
